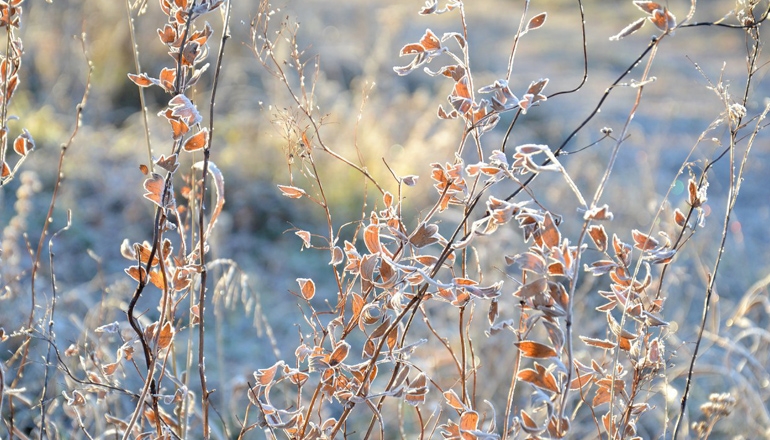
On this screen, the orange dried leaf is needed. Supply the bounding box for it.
[254,361,282,386]
[521,410,539,430]
[649,7,676,32]
[364,224,381,253]
[329,341,350,367]
[159,67,177,92]
[459,410,479,431]
[547,261,565,276]
[383,191,394,207]
[102,362,119,376]
[419,29,441,51]
[631,229,658,251]
[330,246,344,265]
[148,269,165,289]
[527,12,547,30]
[619,336,632,351]
[634,1,663,14]
[155,154,179,173]
[296,278,315,300]
[453,76,471,99]
[443,389,465,410]
[64,390,86,407]
[277,184,306,199]
[351,292,365,324]
[386,326,398,352]
[168,94,202,125]
[515,340,558,358]
[580,336,617,349]
[143,173,165,208]
[674,208,688,227]
[405,372,428,406]
[13,129,33,156]
[688,179,698,205]
[183,128,208,152]
[157,321,174,349]
[158,24,177,44]
[587,225,608,252]
[513,277,547,299]
[409,223,439,248]
[517,364,559,393]
[570,371,594,390]
[488,299,499,325]
[125,265,147,283]
[362,338,376,359]
[539,212,561,249]
[453,277,478,286]
[128,72,157,87]
[169,118,189,140]
[400,43,425,56]
[295,230,311,248]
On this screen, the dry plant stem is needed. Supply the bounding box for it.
[502,40,657,200]
[459,305,468,404]
[173,2,196,96]
[240,2,770,438]
[467,320,478,410]
[603,37,662,439]
[421,306,463,375]
[544,149,587,208]
[505,0,529,82]
[253,15,385,196]
[8,35,91,439]
[0,362,4,426]
[39,211,72,439]
[0,14,12,173]
[548,0,588,99]
[502,310,526,439]
[125,207,164,435]
[195,2,231,437]
[364,183,495,424]
[682,4,770,29]
[363,297,467,439]
[346,183,490,438]
[126,0,154,170]
[649,117,716,303]
[502,0,586,154]
[50,341,140,398]
[672,77,767,440]
[122,354,163,440]
[126,1,205,436]
[4,19,24,439]
[591,39,658,206]
[456,3,475,129]
[329,287,429,438]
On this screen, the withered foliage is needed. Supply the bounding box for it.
[1,0,770,439]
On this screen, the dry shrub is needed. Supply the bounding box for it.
[1,0,770,439]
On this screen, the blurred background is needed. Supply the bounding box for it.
[1,0,769,437]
